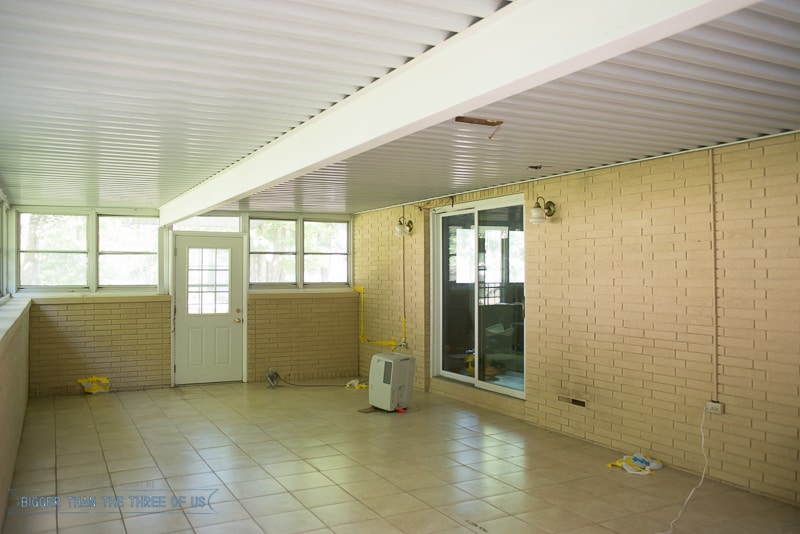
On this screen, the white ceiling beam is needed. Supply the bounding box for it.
[159,0,759,225]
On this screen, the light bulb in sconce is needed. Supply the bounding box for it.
[529,196,556,224]
[394,216,413,237]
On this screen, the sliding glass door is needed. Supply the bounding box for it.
[440,212,476,382]
[477,205,525,392]
[435,197,525,398]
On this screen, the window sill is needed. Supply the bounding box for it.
[247,289,358,300]
[28,294,170,305]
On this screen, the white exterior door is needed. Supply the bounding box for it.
[174,234,245,385]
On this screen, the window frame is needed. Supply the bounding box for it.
[248,218,298,286]
[11,209,352,294]
[18,211,90,289]
[173,215,242,233]
[0,197,9,299]
[302,219,349,285]
[97,214,161,288]
[14,207,162,294]
[247,214,352,290]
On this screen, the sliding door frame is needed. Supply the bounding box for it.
[431,194,525,399]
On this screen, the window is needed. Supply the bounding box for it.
[19,213,88,286]
[303,221,348,283]
[173,216,240,233]
[98,216,159,286]
[250,219,296,283]
[17,211,159,290]
[0,202,7,296]
[249,217,349,287]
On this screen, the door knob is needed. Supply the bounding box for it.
[234,318,242,323]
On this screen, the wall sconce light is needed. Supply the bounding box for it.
[394,216,413,237]
[529,196,556,224]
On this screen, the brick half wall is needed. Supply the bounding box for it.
[247,292,359,383]
[29,296,171,396]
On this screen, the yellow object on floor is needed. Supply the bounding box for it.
[77,375,110,394]
[608,453,663,475]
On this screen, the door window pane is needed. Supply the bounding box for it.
[187,247,230,314]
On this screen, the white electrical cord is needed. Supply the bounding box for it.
[656,407,708,534]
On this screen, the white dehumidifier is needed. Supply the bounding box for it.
[369,353,415,411]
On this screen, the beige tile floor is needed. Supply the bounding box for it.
[4,382,799,534]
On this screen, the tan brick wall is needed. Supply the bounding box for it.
[352,207,430,390]
[0,298,30,530]
[247,292,359,383]
[28,296,171,396]
[714,134,800,502]
[525,152,718,462]
[27,292,359,395]
[528,135,799,504]
[352,133,800,505]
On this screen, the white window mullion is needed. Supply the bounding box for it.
[297,217,304,290]
[9,208,18,294]
[348,220,354,288]
[0,202,5,296]
[87,210,98,292]
[242,215,250,292]
[159,225,170,295]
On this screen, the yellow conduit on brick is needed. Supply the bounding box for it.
[354,286,396,347]
[355,206,411,350]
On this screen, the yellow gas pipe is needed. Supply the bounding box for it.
[354,286,401,348]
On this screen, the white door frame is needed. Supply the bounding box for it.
[171,232,248,386]
[431,195,525,399]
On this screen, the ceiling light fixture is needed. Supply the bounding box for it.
[455,115,504,139]
[394,216,413,237]
[529,196,556,224]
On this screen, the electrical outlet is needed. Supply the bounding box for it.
[705,401,724,414]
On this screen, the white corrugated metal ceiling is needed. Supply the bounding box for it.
[0,0,798,215]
